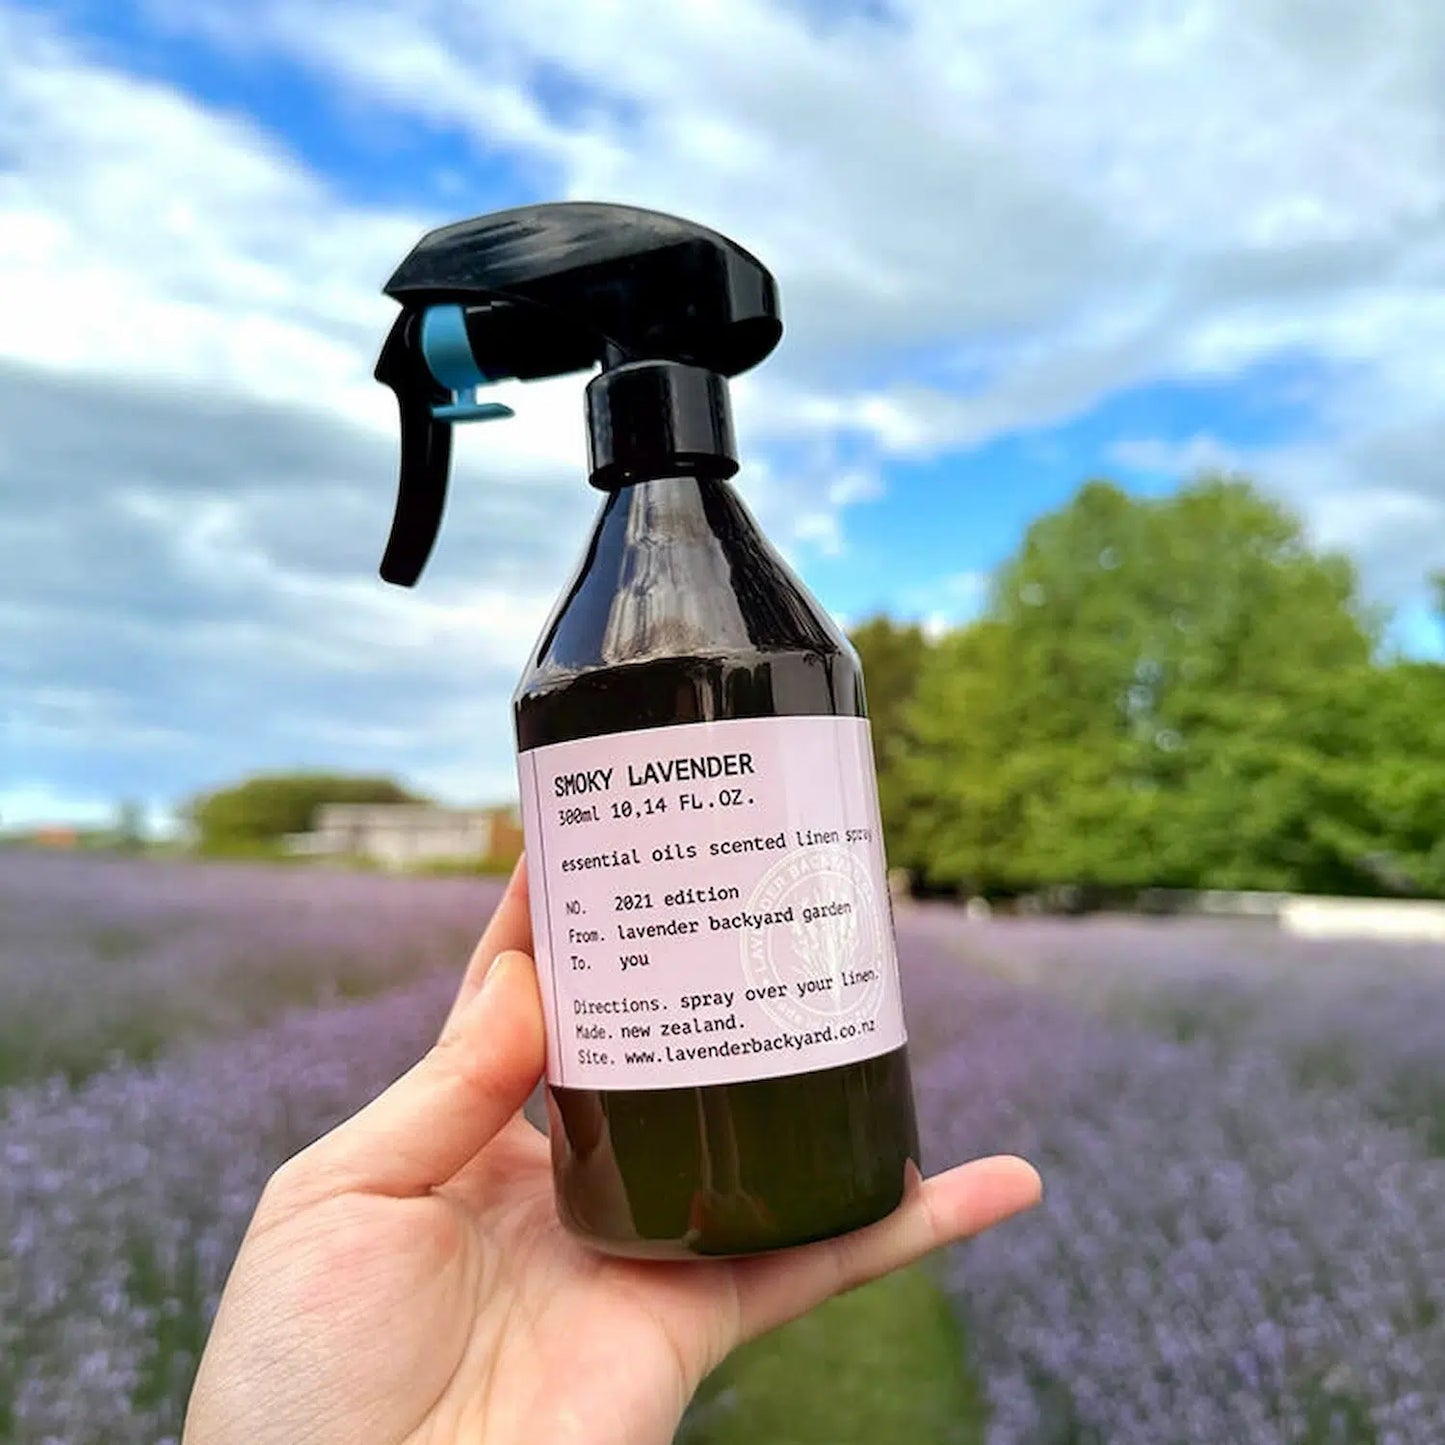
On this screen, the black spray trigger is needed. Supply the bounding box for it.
[374,310,453,587]
[374,202,782,587]
[373,304,519,586]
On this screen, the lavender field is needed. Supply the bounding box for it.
[5,856,1445,1443]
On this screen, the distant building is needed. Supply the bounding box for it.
[285,803,521,870]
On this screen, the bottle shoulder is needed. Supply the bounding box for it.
[515,475,859,745]
[514,646,864,749]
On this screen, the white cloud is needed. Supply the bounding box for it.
[0,783,117,831]
[172,0,1445,361]
[0,12,397,404]
[900,571,991,638]
[297,0,1445,577]
[1256,434,1445,609]
[1108,434,1249,478]
[6,0,1445,817]
[1310,487,1444,555]
[1107,408,1445,614]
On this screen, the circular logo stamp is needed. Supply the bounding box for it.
[741,844,889,1033]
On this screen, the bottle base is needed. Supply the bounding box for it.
[556,1171,913,1262]
[546,1047,921,1261]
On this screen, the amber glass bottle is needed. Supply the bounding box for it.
[515,474,920,1258]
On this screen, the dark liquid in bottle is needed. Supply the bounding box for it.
[515,474,920,1258]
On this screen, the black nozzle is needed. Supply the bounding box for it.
[586,362,737,490]
[374,202,781,585]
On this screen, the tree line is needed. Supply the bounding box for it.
[851,476,1445,900]
[178,475,1440,898]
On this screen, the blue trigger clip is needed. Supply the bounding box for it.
[420,304,515,424]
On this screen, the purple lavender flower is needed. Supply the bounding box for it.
[1,968,461,1442]
[7,858,1445,1442]
[0,852,500,1087]
[901,907,1445,1444]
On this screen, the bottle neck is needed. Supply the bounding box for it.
[585,360,737,490]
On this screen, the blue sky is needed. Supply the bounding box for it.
[3,0,1444,829]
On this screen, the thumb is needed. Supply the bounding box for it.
[729,1155,1042,1343]
[279,950,545,1203]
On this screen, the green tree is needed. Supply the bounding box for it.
[113,800,147,853]
[897,475,1379,894]
[1304,661,1445,897]
[187,772,427,855]
[848,616,931,857]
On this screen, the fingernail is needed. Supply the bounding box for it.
[482,951,510,993]
[1009,1158,1045,1210]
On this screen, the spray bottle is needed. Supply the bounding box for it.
[375,202,920,1258]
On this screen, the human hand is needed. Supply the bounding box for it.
[184,859,1042,1445]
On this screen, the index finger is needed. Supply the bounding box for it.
[441,853,532,1035]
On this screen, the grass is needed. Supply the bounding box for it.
[678,1265,987,1445]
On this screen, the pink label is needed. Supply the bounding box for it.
[517,715,908,1090]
